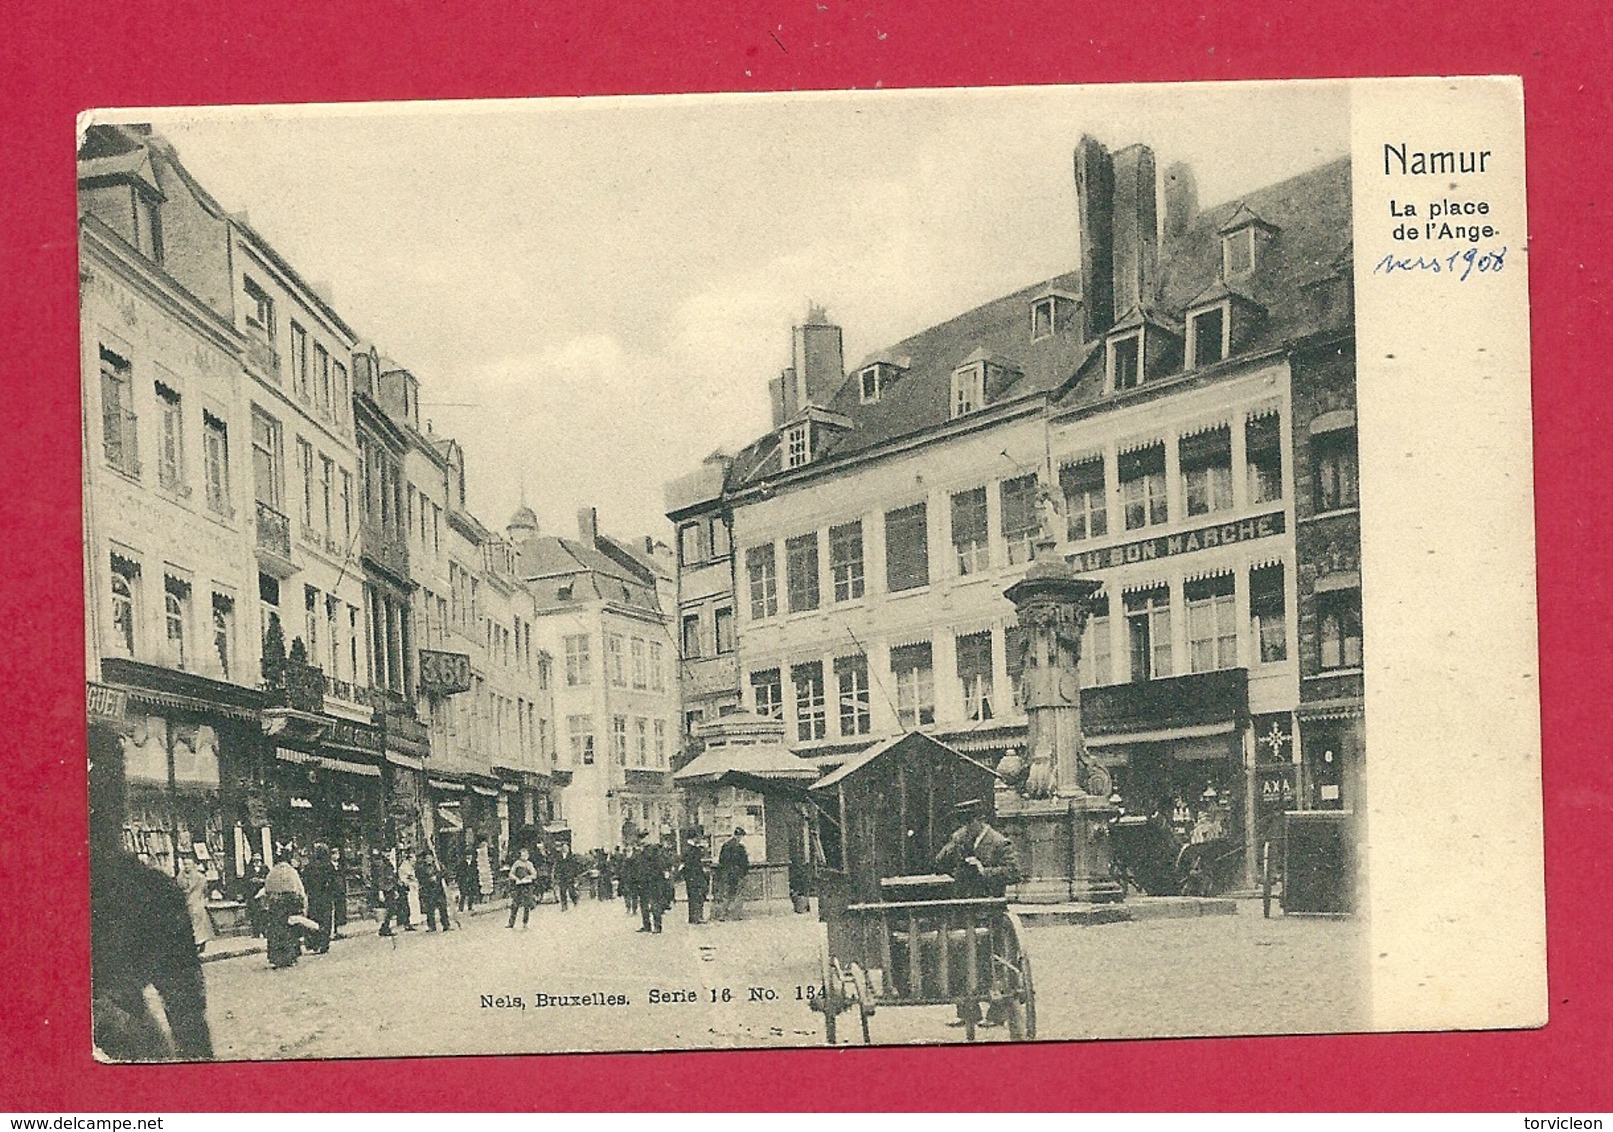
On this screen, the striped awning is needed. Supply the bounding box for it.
[471,784,500,798]
[429,778,467,793]
[275,747,381,777]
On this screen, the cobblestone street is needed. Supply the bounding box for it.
[204,897,1366,1059]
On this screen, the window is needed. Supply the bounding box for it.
[259,572,281,652]
[834,654,871,736]
[348,604,360,683]
[251,409,282,510]
[624,637,644,688]
[885,502,929,593]
[859,363,895,404]
[711,518,731,559]
[786,532,820,613]
[1314,429,1359,512]
[324,595,339,677]
[1031,297,1055,340]
[684,708,705,736]
[1081,594,1112,688]
[634,717,649,766]
[1060,459,1107,542]
[1120,445,1168,530]
[202,412,230,515]
[611,716,628,765]
[830,521,865,601]
[784,423,810,469]
[891,642,935,728]
[320,456,335,545]
[243,277,275,338]
[314,343,332,416]
[110,555,139,657]
[568,715,595,765]
[1186,574,1238,673]
[1247,413,1283,505]
[1125,587,1172,682]
[1109,332,1141,392]
[155,382,185,493]
[296,437,314,532]
[792,661,827,742]
[951,487,989,575]
[1001,475,1039,564]
[304,585,320,660]
[654,720,667,767]
[1250,565,1288,664]
[681,613,702,659]
[956,631,995,722]
[212,593,235,678]
[564,633,592,686]
[714,607,735,654]
[750,668,783,719]
[1189,306,1226,368]
[746,544,778,620]
[679,521,705,566]
[606,633,625,686]
[100,348,139,476]
[339,469,353,549]
[163,575,191,670]
[289,322,309,401]
[951,363,985,418]
[1223,227,1255,277]
[649,641,665,691]
[1181,427,1234,517]
[1318,589,1363,670]
[333,361,349,426]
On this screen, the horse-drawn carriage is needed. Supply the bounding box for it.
[805,732,1037,1044]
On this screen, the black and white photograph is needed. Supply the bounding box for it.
[77,78,1542,1062]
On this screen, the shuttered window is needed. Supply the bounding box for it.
[885,503,929,592]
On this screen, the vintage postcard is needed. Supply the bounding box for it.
[77,75,1540,1061]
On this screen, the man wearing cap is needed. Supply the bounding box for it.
[713,826,751,921]
[935,797,1022,1028]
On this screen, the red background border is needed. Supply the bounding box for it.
[3,0,1608,1111]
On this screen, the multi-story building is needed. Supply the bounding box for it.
[511,508,679,851]
[670,136,1360,882]
[665,452,742,755]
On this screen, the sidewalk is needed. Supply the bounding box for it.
[201,895,514,964]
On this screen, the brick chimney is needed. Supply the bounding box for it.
[1110,144,1159,316]
[792,304,844,409]
[577,506,598,546]
[1074,135,1115,341]
[1163,161,1198,242]
[769,366,798,428]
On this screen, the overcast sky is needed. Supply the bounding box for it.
[131,82,1349,545]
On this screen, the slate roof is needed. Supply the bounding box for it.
[722,155,1351,486]
[728,270,1092,488]
[1054,155,1352,409]
[512,533,663,615]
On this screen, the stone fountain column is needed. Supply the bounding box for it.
[994,514,1124,903]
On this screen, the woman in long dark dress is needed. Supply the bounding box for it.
[262,852,307,969]
[302,843,340,954]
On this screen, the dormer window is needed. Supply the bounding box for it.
[784,422,811,469]
[1222,227,1256,277]
[1029,291,1078,341]
[1107,331,1142,392]
[951,363,985,418]
[859,363,896,404]
[1187,304,1228,369]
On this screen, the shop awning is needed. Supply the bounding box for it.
[275,747,381,777]
[386,751,426,771]
[1086,721,1236,748]
[429,778,467,792]
[471,784,499,798]
[673,743,820,787]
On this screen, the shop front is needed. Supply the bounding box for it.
[96,659,264,903]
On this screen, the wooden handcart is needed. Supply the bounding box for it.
[806,732,1035,1044]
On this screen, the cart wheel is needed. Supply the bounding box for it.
[816,921,839,1046]
[1002,910,1037,1040]
[848,962,873,1045]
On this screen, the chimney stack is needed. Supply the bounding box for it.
[769,366,799,428]
[1163,161,1198,242]
[1110,144,1159,316]
[793,305,844,409]
[577,506,598,546]
[1074,135,1116,341]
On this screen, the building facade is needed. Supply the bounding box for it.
[668,136,1361,886]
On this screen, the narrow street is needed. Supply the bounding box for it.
[205,898,1366,1059]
